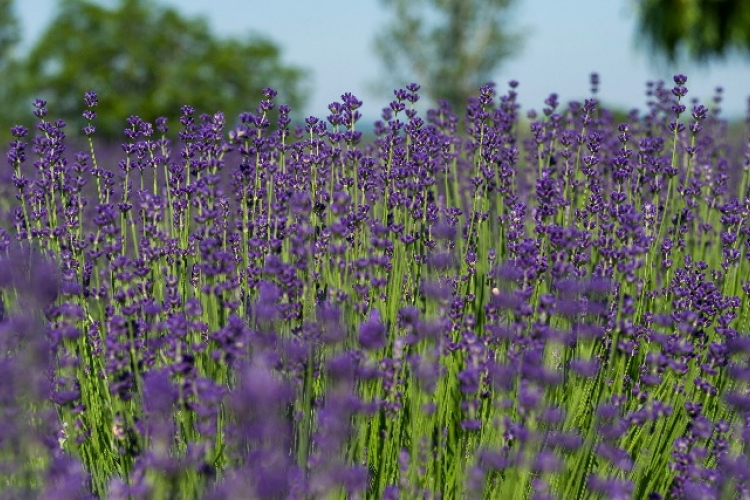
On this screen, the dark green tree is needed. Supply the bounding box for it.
[0,0,23,141]
[0,0,19,66]
[634,0,750,61]
[7,0,306,139]
[375,0,523,113]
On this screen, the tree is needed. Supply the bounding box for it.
[6,0,306,139]
[0,0,19,67]
[375,0,523,113]
[633,0,750,61]
[0,0,22,141]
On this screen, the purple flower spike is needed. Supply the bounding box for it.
[673,74,688,86]
[83,91,98,108]
[359,308,386,351]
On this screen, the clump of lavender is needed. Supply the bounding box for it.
[2,73,750,499]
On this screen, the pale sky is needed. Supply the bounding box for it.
[14,0,750,120]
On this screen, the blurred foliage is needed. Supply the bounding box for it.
[634,0,750,61]
[0,0,307,142]
[375,0,523,115]
[0,0,19,66]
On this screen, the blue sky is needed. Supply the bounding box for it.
[14,0,750,120]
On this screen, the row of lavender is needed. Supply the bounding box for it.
[2,75,750,499]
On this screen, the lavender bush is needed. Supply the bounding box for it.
[2,75,750,499]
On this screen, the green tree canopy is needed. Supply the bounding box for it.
[0,0,20,66]
[5,0,306,140]
[634,0,750,61]
[375,0,523,114]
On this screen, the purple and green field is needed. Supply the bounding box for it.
[2,76,750,499]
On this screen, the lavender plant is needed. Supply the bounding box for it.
[2,74,750,499]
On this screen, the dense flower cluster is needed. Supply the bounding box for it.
[2,75,750,499]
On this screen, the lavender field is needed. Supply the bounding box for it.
[2,75,750,499]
